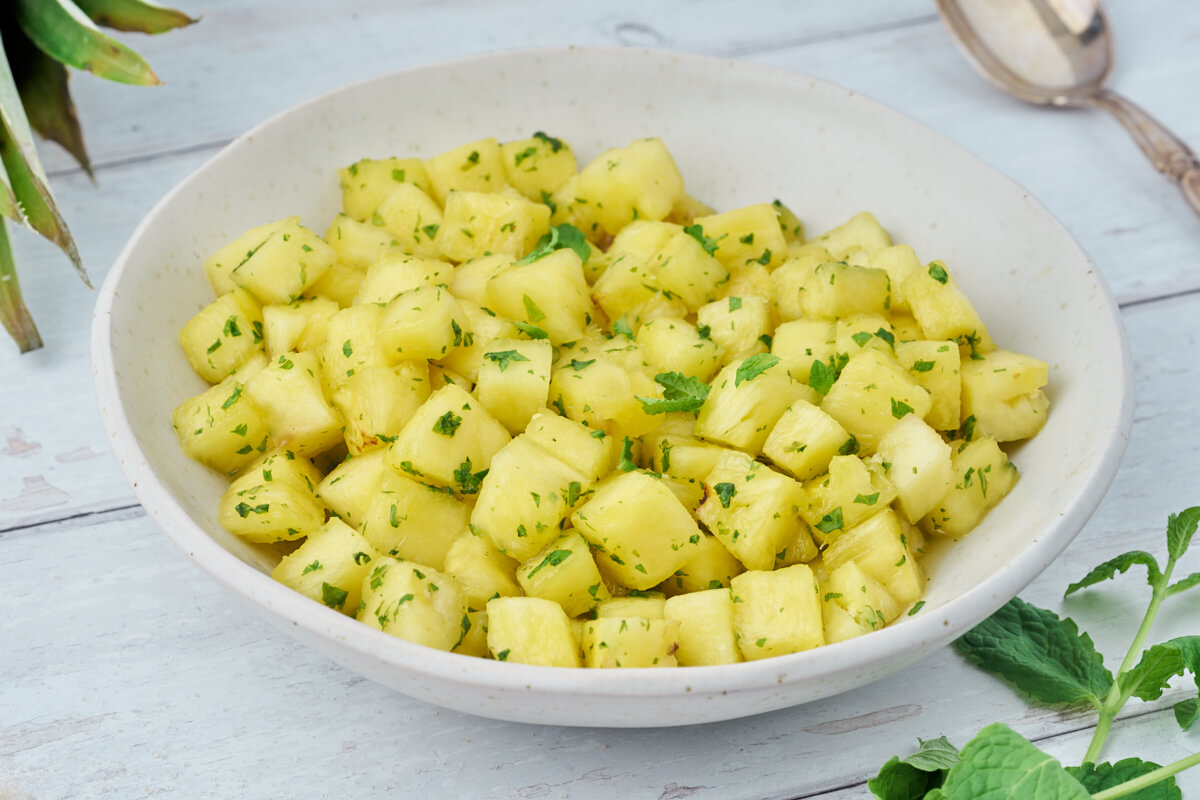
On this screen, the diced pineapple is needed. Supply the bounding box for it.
[517,531,610,617]
[337,157,431,221]
[960,350,1050,441]
[873,414,953,523]
[635,316,721,381]
[822,509,923,604]
[261,296,338,357]
[771,199,805,243]
[476,338,553,433]
[438,190,551,262]
[667,193,716,226]
[820,349,933,453]
[443,528,522,611]
[304,262,366,308]
[730,565,824,660]
[352,254,453,305]
[771,319,836,385]
[596,593,666,618]
[454,609,490,658]
[762,399,858,481]
[835,314,896,360]
[799,455,896,545]
[607,220,680,263]
[590,253,679,326]
[500,132,579,201]
[901,260,995,353]
[271,518,384,615]
[549,175,604,243]
[360,472,470,569]
[571,470,703,591]
[769,246,830,322]
[663,588,742,666]
[324,213,404,269]
[485,249,592,345]
[427,363,474,393]
[696,295,771,366]
[869,245,921,313]
[331,362,430,455]
[658,532,745,595]
[923,438,1019,536]
[774,519,821,567]
[179,288,264,383]
[424,138,508,204]
[204,217,295,296]
[889,313,925,343]
[244,351,343,456]
[822,590,868,644]
[218,449,325,543]
[373,183,445,259]
[231,219,337,305]
[647,433,726,482]
[581,617,680,668]
[722,263,772,304]
[799,261,892,319]
[549,355,662,438]
[471,435,589,562]
[646,229,731,312]
[894,340,962,431]
[524,411,618,484]
[378,285,467,362]
[358,558,468,652]
[387,383,511,490]
[438,300,521,381]
[575,138,685,236]
[823,561,902,633]
[694,357,816,453]
[316,446,389,528]
[449,254,513,305]
[693,204,786,271]
[172,375,271,475]
[813,211,892,260]
[318,304,388,392]
[486,596,580,667]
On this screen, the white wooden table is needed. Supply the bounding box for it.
[3,1,1199,797]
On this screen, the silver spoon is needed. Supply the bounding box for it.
[936,0,1200,217]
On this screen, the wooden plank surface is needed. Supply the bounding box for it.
[2,0,1199,797]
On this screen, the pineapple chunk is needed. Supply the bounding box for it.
[203,217,295,296]
[799,455,897,545]
[820,349,933,453]
[771,319,836,385]
[606,220,679,263]
[597,593,667,619]
[304,262,366,308]
[261,296,338,357]
[869,245,921,313]
[454,609,490,658]
[179,288,264,383]
[523,411,618,484]
[358,558,468,652]
[443,529,522,611]
[373,183,445,259]
[835,314,896,360]
[823,509,923,604]
[667,193,716,226]
[769,246,830,322]
[244,351,343,457]
[337,157,431,221]
[500,132,579,201]
[695,450,808,571]
[437,300,522,382]
[476,338,553,433]
[730,565,824,660]
[581,617,680,668]
[331,362,430,455]
[590,252,681,326]
[323,213,403,269]
[172,375,271,475]
[471,435,590,562]
[762,399,858,481]
[813,211,892,260]
[924,438,1019,536]
[231,219,337,305]
[658,532,745,595]
[449,254,513,305]
[692,204,786,271]
[901,260,995,353]
[771,199,805,242]
[960,350,1050,441]
[485,249,592,345]
[218,449,325,543]
[722,262,772,303]
[438,190,551,262]
[387,384,511,490]
[428,363,473,393]
[635,316,720,381]
[889,313,925,342]
[378,285,468,362]
[517,532,610,617]
[663,588,742,666]
[486,596,580,667]
[648,432,726,482]
[318,304,388,392]
[316,446,389,528]
[424,137,508,204]
[571,470,703,590]
[549,355,662,438]
[549,175,604,243]
[694,357,816,453]
[895,340,962,431]
[799,261,892,319]
[352,254,453,305]
[575,138,685,236]
[873,414,953,523]
[822,589,868,644]
[696,295,771,366]
[823,561,903,633]
[647,229,730,312]
[271,518,384,615]
[360,472,470,569]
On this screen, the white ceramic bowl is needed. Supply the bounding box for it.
[92,47,1132,727]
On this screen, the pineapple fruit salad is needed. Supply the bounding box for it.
[172,133,1050,669]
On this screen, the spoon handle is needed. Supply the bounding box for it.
[1089,88,1200,218]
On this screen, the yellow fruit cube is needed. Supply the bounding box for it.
[500,132,579,202]
[172,375,272,475]
[318,304,388,392]
[231,219,337,305]
[360,472,470,569]
[635,316,721,381]
[771,319,836,385]
[820,349,933,453]
[694,356,816,453]
[696,295,771,366]
[823,509,923,604]
[485,249,592,345]
[960,350,1050,442]
[762,399,858,481]
[799,455,896,545]
[581,617,680,668]
[261,296,338,357]
[358,558,468,652]
[924,438,1019,536]
[378,284,467,362]
[337,157,431,221]
[218,449,325,543]
[549,355,662,438]
[730,565,824,660]
[813,211,892,260]
[894,340,962,431]
[823,560,902,633]
[331,361,430,455]
[799,261,892,319]
[438,190,551,263]
[901,260,995,353]
[352,254,453,305]
[664,588,742,666]
[874,414,953,523]
[575,138,685,235]
[517,531,609,617]
[424,137,508,204]
[486,596,580,667]
[443,529,522,611]
[204,217,295,296]
[271,518,385,615]
[179,288,264,384]
[692,204,786,271]
[523,411,618,484]
[244,351,343,457]
[658,533,745,595]
[323,213,404,269]
[476,338,553,434]
[316,446,389,528]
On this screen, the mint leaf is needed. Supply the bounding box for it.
[452,458,489,495]
[320,582,348,610]
[484,349,530,372]
[512,321,549,340]
[954,598,1112,707]
[514,223,590,266]
[1064,550,1162,597]
[522,294,546,322]
[868,737,959,800]
[1175,698,1198,731]
[713,482,737,508]
[903,737,960,772]
[1166,506,1200,562]
[636,371,711,415]
[611,317,634,340]
[936,723,1090,799]
[1119,636,1200,727]
[1168,571,1200,597]
[618,437,636,472]
[1067,759,1181,800]
[682,223,723,256]
[734,353,779,386]
[526,548,572,579]
[809,358,836,395]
